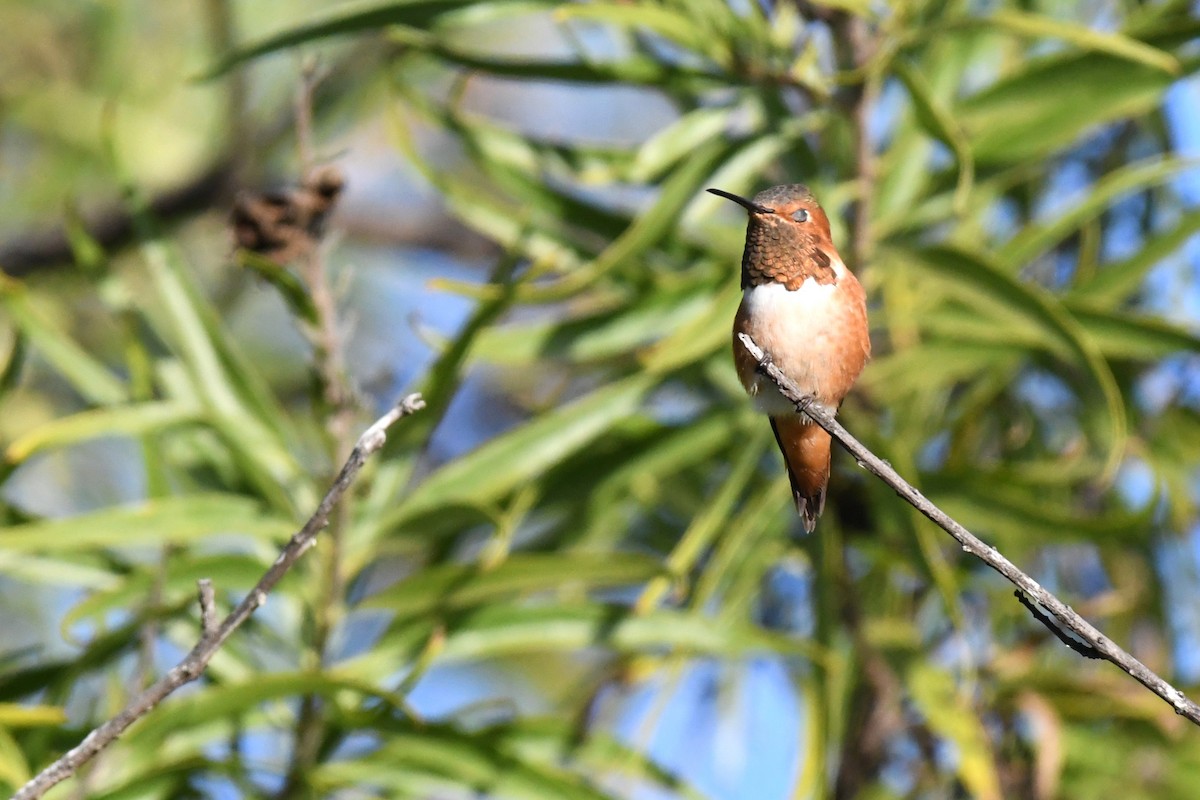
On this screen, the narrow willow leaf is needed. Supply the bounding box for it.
[129,672,410,742]
[469,288,716,366]
[421,47,678,86]
[235,251,319,324]
[0,703,67,727]
[5,401,199,462]
[894,61,975,213]
[0,278,126,405]
[201,0,552,78]
[555,4,723,64]
[909,663,1002,800]
[138,238,308,514]
[0,728,29,791]
[927,477,1153,544]
[514,137,734,302]
[1065,304,1200,361]
[384,374,654,526]
[957,53,1173,164]
[1069,210,1200,304]
[888,245,1127,478]
[983,9,1179,74]
[502,718,709,800]
[999,156,1194,267]
[318,726,617,800]
[0,552,121,590]
[380,602,808,663]
[60,553,269,631]
[636,424,769,612]
[364,552,664,619]
[698,478,791,613]
[630,106,738,183]
[0,328,25,396]
[0,494,291,552]
[860,344,1023,399]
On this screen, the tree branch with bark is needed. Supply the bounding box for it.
[10,394,426,800]
[736,331,1200,727]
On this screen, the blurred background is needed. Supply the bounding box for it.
[1,0,1199,798]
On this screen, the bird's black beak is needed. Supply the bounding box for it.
[706,187,774,215]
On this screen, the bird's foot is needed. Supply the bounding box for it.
[795,394,817,413]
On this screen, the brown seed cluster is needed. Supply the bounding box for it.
[231,165,345,264]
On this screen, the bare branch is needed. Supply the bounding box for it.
[11,394,426,800]
[736,331,1200,726]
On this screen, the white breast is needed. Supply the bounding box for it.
[738,277,848,416]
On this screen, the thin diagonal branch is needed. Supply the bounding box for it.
[736,331,1200,727]
[11,394,426,800]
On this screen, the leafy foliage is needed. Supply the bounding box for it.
[1,0,1199,798]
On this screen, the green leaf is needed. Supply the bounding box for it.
[0,552,121,590]
[373,602,807,665]
[316,725,618,800]
[894,61,975,213]
[1070,210,1200,304]
[235,251,319,324]
[516,136,734,301]
[0,728,29,791]
[5,401,200,463]
[636,424,769,611]
[1065,304,1200,361]
[137,238,308,514]
[0,328,25,396]
[957,53,1174,164]
[555,3,723,64]
[0,277,126,405]
[927,475,1152,544]
[999,156,1195,268]
[980,9,1178,74]
[364,552,664,619]
[60,553,269,631]
[629,106,737,183]
[202,0,548,78]
[889,244,1127,478]
[908,663,1002,800]
[470,285,718,367]
[385,373,654,526]
[0,494,291,552]
[0,703,67,727]
[129,672,410,742]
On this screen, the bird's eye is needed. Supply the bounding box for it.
[791,208,809,223]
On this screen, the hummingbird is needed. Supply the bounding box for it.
[708,184,870,533]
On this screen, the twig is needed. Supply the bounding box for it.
[11,394,426,800]
[736,332,1200,726]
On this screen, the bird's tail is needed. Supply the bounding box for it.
[770,416,832,533]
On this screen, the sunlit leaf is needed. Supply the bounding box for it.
[971,9,1179,74]
[5,401,200,463]
[0,278,126,405]
[887,244,1127,477]
[364,552,664,619]
[957,53,1174,163]
[909,663,1002,800]
[386,374,654,525]
[0,494,291,552]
